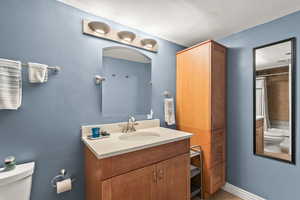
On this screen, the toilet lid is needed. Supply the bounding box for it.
[264,136,284,143]
[0,162,35,186]
[264,128,290,137]
[264,132,284,137]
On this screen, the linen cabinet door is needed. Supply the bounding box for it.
[176,44,211,146]
[101,165,156,200]
[156,154,190,200]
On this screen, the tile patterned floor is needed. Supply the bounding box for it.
[193,190,242,200]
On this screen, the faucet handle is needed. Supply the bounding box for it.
[128,115,135,122]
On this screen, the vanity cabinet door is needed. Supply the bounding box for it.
[156,153,190,200]
[101,165,156,200]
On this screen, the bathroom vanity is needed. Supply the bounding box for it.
[82,120,192,200]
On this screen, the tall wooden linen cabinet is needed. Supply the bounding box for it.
[176,40,226,198]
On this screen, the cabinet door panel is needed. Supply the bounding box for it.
[203,162,226,195]
[211,129,226,167]
[102,165,156,200]
[156,154,190,200]
[176,44,211,132]
[211,43,226,130]
[209,162,226,194]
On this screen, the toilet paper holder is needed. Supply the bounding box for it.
[51,169,75,188]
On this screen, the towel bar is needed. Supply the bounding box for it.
[21,63,61,72]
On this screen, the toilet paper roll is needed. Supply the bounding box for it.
[56,178,72,194]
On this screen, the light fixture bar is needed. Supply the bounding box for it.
[83,20,158,53]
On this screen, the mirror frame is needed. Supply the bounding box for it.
[253,37,296,164]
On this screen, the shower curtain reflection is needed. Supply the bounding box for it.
[256,77,270,131]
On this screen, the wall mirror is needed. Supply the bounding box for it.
[253,38,295,163]
[102,46,152,117]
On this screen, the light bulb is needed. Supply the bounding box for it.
[145,44,153,49]
[95,29,105,34]
[123,37,132,42]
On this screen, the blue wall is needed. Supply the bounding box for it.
[0,0,184,200]
[102,57,151,116]
[218,11,300,200]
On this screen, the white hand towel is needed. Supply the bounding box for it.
[164,98,175,125]
[28,62,48,83]
[0,58,22,110]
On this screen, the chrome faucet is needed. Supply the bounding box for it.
[120,115,139,133]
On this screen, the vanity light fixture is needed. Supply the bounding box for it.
[117,31,136,43]
[88,21,110,34]
[141,39,157,49]
[83,19,159,52]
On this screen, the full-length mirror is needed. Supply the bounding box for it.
[102,46,152,117]
[254,38,295,163]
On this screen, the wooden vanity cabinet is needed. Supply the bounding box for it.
[85,139,190,200]
[101,165,156,200]
[156,154,190,200]
[176,40,227,197]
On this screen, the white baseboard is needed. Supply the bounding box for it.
[222,183,266,200]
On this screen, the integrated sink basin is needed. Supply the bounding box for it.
[119,131,161,141]
[81,119,193,159]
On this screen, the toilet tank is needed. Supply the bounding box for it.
[0,162,35,200]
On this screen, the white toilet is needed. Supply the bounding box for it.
[264,128,289,153]
[280,138,290,153]
[0,162,35,200]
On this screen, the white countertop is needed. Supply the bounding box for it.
[82,126,192,159]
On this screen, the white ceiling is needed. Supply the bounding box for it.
[58,0,300,46]
[256,41,291,70]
